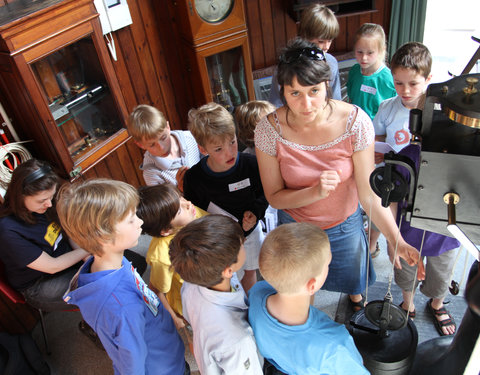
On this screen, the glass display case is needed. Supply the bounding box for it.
[0,0,129,179]
[183,32,254,112]
[205,46,249,112]
[32,36,123,165]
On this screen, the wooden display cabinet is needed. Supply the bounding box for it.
[0,0,129,179]
[173,0,255,111]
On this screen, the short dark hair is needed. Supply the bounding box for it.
[169,215,244,287]
[137,184,181,237]
[277,38,332,105]
[0,159,60,224]
[390,42,432,79]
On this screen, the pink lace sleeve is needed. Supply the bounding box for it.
[351,106,375,152]
[254,115,279,156]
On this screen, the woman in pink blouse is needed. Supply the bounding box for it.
[254,38,424,310]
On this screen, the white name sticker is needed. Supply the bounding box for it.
[228,178,251,192]
[360,84,377,95]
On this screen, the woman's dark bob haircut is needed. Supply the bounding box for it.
[0,159,59,224]
[277,38,332,104]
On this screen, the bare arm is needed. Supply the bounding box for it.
[255,147,340,210]
[151,284,185,330]
[27,248,89,274]
[353,143,425,279]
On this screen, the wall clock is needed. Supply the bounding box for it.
[194,0,234,23]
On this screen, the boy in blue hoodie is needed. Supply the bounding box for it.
[57,178,187,375]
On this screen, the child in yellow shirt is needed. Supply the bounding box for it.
[137,184,208,328]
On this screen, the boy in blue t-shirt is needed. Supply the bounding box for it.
[57,179,187,375]
[249,223,368,375]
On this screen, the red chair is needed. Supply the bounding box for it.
[0,260,59,354]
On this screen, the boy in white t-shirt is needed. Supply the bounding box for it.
[373,42,432,155]
[169,215,263,374]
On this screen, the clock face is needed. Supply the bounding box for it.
[194,0,234,23]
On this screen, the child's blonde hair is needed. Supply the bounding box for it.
[260,223,331,294]
[187,102,236,147]
[390,42,432,79]
[127,104,168,142]
[57,178,139,256]
[298,3,339,41]
[354,23,387,63]
[235,100,275,148]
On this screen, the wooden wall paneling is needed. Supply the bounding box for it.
[333,17,347,53]
[283,0,299,40]
[116,29,150,107]
[125,139,145,185]
[103,151,127,182]
[245,0,265,70]
[259,0,277,68]
[115,142,142,187]
[271,0,288,61]
[359,12,373,26]
[81,166,98,180]
[109,33,138,113]
[136,0,185,130]
[371,0,385,25]
[126,0,175,128]
[379,0,392,52]
[153,1,195,127]
[89,155,112,179]
[345,15,362,52]
[384,0,392,37]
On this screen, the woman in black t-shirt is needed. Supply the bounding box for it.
[0,159,88,311]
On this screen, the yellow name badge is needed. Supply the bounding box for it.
[44,222,61,246]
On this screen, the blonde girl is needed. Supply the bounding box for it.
[347,23,396,120]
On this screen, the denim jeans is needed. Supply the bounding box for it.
[277,207,376,294]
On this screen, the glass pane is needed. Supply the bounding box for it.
[31,36,122,163]
[205,46,248,112]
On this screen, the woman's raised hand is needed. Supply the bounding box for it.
[317,170,341,199]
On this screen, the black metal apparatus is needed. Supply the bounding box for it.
[361,72,480,375]
[409,74,480,242]
[350,308,418,375]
